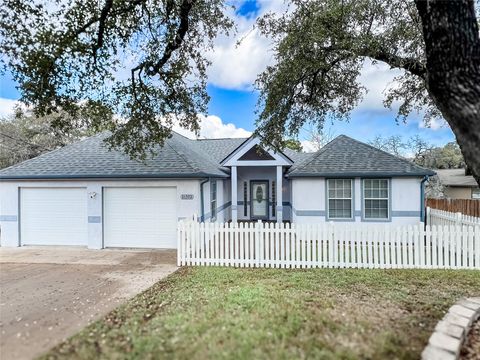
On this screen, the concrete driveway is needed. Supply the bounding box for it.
[0,247,177,360]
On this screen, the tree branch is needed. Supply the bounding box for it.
[72,0,147,39]
[365,48,427,79]
[317,42,426,79]
[92,0,114,61]
[146,0,197,76]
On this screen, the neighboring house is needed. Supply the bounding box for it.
[0,133,434,249]
[433,168,480,200]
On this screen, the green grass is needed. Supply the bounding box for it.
[42,268,480,360]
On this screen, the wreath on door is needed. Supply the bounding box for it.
[256,186,264,203]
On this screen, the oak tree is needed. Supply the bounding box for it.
[255,0,480,184]
[0,0,233,158]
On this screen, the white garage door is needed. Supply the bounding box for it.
[20,188,88,246]
[103,187,177,248]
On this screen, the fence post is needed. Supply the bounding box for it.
[455,212,463,227]
[426,207,431,225]
[177,220,182,266]
[255,220,261,267]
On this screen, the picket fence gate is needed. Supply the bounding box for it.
[177,220,480,270]
[427,207,480,227]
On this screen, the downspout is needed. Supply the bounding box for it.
[200,178,209,222]
[420,175,429,223]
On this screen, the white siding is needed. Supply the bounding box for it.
[291,178,326,223]
[292,177,423,225]
[1,179,201,248]
[390,177,422,225]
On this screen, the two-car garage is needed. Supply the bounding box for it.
[18,187,178,248]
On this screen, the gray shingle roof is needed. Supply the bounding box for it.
[0,132,235,179]
[287,135,435,177]
[193,137,246,164]
[0,133,434,180]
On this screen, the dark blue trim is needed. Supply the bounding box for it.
[203,201,232,222]
[287,172,434,178]
[0,173,229,181]
[238,201,292,206]
[292,206,326,217]
[420,176,429,221]
[0,215,17,221]
[391,211,421,217]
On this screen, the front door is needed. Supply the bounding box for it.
[250,181,269,220]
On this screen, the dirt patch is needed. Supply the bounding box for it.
[0,247,177,360]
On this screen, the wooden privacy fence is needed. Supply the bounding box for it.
[427,207,480,227]
[426,198,480,217]
[177,220,480,270]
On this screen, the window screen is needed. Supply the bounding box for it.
[210,180,217,221]
[327,179,353,219]
[363,179,389,219]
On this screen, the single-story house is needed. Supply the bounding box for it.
[434,168,480,200]
[0,133,434,249]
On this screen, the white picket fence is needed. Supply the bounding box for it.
[427,207,480,227]
[177,220,480,270]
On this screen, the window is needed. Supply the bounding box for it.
[472,188,480,200]
[243,181,248,216]
[272,181,276,217]
[327,179,353,219]
[210,180,217,221]
[363,179,389,219]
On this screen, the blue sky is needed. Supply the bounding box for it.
[0,0,455,151]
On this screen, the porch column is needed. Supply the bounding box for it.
[231,166,238,222]
[276,165,283,223]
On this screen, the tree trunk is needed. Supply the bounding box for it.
[415,0,480,186]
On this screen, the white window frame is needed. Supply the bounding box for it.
[326,179,354,220]
[210,180,217,221]
[362,178,390,221]
[472,188,480,200]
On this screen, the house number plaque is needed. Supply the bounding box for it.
[181,194,194,200]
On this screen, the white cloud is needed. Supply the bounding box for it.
[356,61,403,112]
[173,114,251,139]
[207,28,272,90]
[418,116,448,130]
[0,98,19,117]
[300,140,318,153]
[206,1,290,90]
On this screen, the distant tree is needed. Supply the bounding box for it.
[255,0,480,185]
[283,138,303,152]
[0,0,233,159]
[305,125,335,151]
[368,134,464,169]
[408,134,434,166]
[425,175,446,199]
[426,142,465,169]
[368,135,406,157]
[0,110,99,169]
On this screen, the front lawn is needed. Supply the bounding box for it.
[43,268,479,360]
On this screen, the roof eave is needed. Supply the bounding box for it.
[287,171,435,178]
[0,172,230,181]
